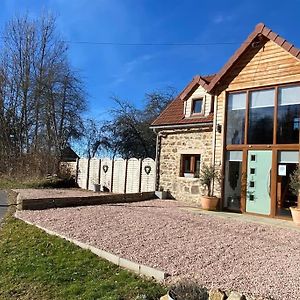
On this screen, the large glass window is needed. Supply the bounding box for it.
[248,89,275,144]
[226,93,246,145]
[277,151,299,217]
[224,151,243,211]
[277,86,300,144]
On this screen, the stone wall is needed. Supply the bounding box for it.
[17,191,156,210]
[158,127,214,204]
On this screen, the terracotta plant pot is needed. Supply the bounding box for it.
[201,196,219,211]
[290,207,300,225]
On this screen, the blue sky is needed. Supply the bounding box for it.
[1,0,300,120]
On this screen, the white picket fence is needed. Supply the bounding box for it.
[62,157,156,193]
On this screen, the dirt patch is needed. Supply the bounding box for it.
[16,200,300,300]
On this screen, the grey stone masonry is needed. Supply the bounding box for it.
[158,127,216,204]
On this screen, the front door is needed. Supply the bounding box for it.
[246,150,272,215]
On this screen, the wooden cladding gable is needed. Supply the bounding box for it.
[208,23,300,94]
[226,39,300,91]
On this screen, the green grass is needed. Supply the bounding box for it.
[0,176,76,189]
[0,212,166,299]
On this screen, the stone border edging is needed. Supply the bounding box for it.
[15,214,167,282]
[16,191,156,210]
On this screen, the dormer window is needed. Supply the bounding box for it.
[192,98,203,114]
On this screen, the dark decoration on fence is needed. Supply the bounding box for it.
[144,165,151,175]
[103,165,109,173]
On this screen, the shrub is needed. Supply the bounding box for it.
[168,280,208,300]
[199,164,221,197]
[289,166,300,208]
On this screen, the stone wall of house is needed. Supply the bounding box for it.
[158,127,215,204]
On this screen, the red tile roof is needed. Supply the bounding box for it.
[207,23,300,93]
[151,74,215,127]
[152,23,300,127]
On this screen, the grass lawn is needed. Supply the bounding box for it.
[0,176,76,189]
[0,203,166,299]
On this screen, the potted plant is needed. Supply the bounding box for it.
[155,186,168,199]
[289,166,300,225]
[199,164,220,210]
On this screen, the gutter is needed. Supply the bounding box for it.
[153,128,161,191]
[150,121,213,131]
[211,96,217,194]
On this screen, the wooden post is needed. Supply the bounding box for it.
[75,158,79,184]
[124,159,129,194]
[98,159,102,185]
[138,159,143,193]
[110,159,115,193]
[86,158,91,190]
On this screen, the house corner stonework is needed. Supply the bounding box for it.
[158,128,214,203]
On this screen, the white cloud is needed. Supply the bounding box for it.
[212,14,233,24]
[111,54,155,86]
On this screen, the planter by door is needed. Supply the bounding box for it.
[290,207,300,225]
[201,196,219,210]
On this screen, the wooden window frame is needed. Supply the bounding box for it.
[180,154,201,177]
[226,82,300,147]
[223,81,300,218]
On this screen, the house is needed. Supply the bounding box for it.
[151,75,216,202]
[151,23,300,219]
[60,147,80,162]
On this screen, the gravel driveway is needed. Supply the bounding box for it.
[16,200,300,300]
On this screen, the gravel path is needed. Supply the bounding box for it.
[16,200,300,300]
[13,188,110,199]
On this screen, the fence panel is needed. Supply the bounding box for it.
[88,158,101,190]
[112,158,126,193]
[126,158,141,193]
[141,158,156,192]
[77,158,89,189]
[62,157,156,193]
[99,158,113,192]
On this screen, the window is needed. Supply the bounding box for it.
[224,151,242,210]
[226,84,300,146]
[192,99,203,114]
[226,93,246,145]
[248,89,275,144]
[277,86,300,144]
[181,154,201,177]
[277,151,299,216]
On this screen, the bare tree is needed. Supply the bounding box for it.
[97,89,175,159]
[0,14,86,176]
[82,118,111,159]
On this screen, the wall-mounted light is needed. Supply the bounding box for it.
[216,124,222,133]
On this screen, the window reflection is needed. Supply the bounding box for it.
[226,93,246,145]
[224,151,242,211]
[277,86,300,144]
[248,89,275,144]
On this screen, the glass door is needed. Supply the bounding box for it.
[246,150,272,215]
[224,151,243,211]
[276,151,299,217]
